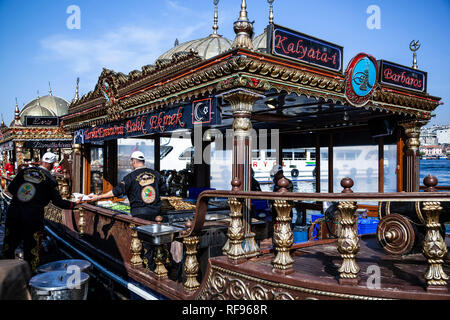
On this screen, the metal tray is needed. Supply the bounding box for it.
[135,224,183,245]
[205,213,229,221]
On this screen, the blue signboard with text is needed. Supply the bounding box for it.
[268,24,343,72]
[74,98,220,144]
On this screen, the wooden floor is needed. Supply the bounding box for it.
[202,235,450,300]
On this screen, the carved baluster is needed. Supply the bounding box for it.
[223,179,239,255]
[130,224,143,267]
[422,175,448,291]
[78,207,86,235]
[226,178,246,263]
[153,216,168,279]
[183,236,200,291]
[337,178,360,285]
[272,177,294,274]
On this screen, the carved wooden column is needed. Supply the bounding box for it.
[272,178,294,274]
[130,224,143,267]
[183,236,200,291]
[222,89,264,259]
[15,141,24,168]
[400,120,427,192]
[71,144,82,193]
[422,175,448,292]
[337,177,360,285]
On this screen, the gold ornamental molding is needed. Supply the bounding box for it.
[62,50,441,131]
[68,51,203,114]
[196,265,391,300]
[44,204,63,225]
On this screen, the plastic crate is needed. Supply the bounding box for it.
[358,219,379,234]
[310,214,323,240]
[293,226,309,243]
[188,187,215,200]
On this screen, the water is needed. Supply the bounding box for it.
[420,159,450,186]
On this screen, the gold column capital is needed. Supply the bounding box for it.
[222,89,264,115]
[399,120,428,152]
[72,143,82,153]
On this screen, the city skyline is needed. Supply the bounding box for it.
[0,0,449,126]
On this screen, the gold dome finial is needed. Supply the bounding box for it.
[212,0,219,36]
[37,90,41,106]
[73,77,80,102]
[14,97,19,114]
[232,0,254,49]
[268,0,274,24]
[13,97,22,126]
[410,40,421,70]
[48,81,53,96]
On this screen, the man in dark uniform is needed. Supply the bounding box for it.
[1,152,79,272]
[88,151,166,220]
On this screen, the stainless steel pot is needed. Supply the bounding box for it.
[37,259,92,273]
[29,271,89,300]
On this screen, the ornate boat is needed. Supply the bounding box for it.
[1,0,448,300]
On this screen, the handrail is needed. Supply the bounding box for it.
[420,185,450,191]
[187,189,449,236]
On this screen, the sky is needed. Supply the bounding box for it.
[0,0,449,127]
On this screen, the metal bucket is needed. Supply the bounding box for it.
[29,270,89,300]
[37,259,92,274]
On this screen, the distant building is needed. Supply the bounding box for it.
[420,129,438,146]
[436,126,450,144]
[420,145,444,158]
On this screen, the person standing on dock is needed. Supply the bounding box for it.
[1,152,80,272]
[87,151,167,220]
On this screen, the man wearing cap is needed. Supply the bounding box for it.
[1,152,80,272]
[87,151,166,220]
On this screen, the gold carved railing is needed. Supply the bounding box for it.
[41,172,448,297]
[187,175,449,292]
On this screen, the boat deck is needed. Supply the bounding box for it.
[197,235,450,300]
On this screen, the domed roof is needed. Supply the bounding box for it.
[157,34,232,61]
[22,95,69,117]
[11,95,70,126]
[253,29,268,53]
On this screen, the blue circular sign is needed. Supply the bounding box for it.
[351,57,377,97]
[344,53,378,106]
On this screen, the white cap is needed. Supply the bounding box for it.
[42,152,57,164]
[130,151,145,161]
[270,164,283,176]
